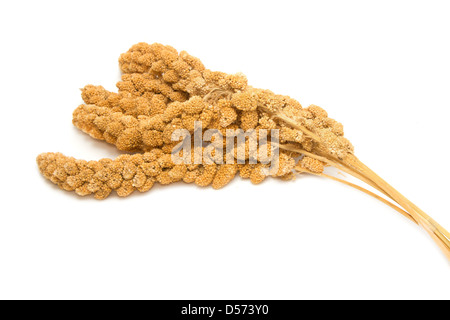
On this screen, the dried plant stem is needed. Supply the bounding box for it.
[279,143,391,199]
[275,111,450,260]
[282,143,415,222]
[294,166,417,224]
[258,105,321,141]
[345,155,450,259]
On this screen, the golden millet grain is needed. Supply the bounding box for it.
[38,42,350,199]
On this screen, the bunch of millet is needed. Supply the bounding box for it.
[38,42,345,199]
[36,42,450,259]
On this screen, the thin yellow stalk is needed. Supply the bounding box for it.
[258,105,321,141]
[279,143,391,199]
[274,112,450,260]
[344,155,450,259]
[294,166,417,224]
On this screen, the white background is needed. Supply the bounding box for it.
[0,1,449,300]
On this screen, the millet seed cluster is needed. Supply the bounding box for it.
[37,42,353,199]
